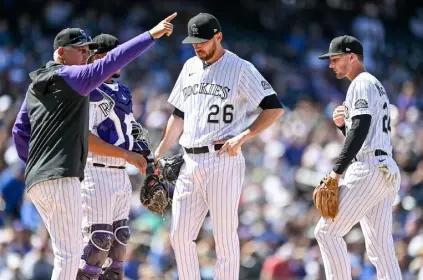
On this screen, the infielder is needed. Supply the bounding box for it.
[12,13,176,280]
[315,35,402,279]
[76,34,153,280]
[154,13,284,280]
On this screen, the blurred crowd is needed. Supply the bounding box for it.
[0,0,423,279]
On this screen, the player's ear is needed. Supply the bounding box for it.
[215,32,223,43]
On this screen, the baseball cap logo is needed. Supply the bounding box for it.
[191,24,199,35]
[329,42,333,50]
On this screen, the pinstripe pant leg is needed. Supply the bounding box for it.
[170,155,208,280]
[28,177,83,280]
[81,166,116,227]
[360,193,402,279]
[207,153,245,280]
[113,170,132,222]
[314,164,390,280]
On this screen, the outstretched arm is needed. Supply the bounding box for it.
[56,13,177,96]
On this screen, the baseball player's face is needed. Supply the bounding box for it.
[192,37,217,62]
[62,46,90,65]
[329,54,352,79]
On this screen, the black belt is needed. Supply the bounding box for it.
[353,149,388,162]
[184,144,224,154]
[93,163,126,169]
[374,149,388,156]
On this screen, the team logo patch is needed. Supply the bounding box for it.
[261,80,271,90]
[344,105,349,119]
[354,99,368,110]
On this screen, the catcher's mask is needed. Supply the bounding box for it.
[131,121,155,174]
[132,121,151,157]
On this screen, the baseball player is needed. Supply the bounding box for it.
[154,13,284,280]
[314,35,402,279]
[12,14,176,280]
[76,34,153,280]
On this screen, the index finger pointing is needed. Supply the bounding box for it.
[164,12,177,22]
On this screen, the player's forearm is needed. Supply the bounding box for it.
[333,114,371,174]
[88,133,128,160]
[155,115,184,158]
[240,108,284,141]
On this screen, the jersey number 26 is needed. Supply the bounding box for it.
[207,104,234,124]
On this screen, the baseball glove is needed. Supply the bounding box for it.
[140,174,169,214]
[157,154,184,183]
[313,176,339,220]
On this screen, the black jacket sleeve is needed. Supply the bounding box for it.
[333,114,371,174]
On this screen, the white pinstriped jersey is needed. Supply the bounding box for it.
[87,82,136,166]
[168,51,276,148]
[344,72,393,157]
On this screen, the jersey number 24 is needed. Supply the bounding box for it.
[382,102,391,133]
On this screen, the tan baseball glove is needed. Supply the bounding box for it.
[313,176,339,220]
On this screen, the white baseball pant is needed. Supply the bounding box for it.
[170,151,245,280]
[314,156,402,280]
[28,177,83,280]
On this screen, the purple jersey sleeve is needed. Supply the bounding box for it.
[12,97,31,163]
[56,32,154,96]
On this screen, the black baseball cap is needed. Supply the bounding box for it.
[91,34,120,55]
[318,35,363,59]
[53,28,99,50]
[182,13,221,44]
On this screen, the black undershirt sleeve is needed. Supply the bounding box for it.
[172,107,184,119]
[336,124,347,136]
[259,94,284,110]
[333,114,371,174]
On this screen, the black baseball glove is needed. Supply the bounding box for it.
[157,154,184,183]
[140,174,169,214]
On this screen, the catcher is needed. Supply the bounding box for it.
[77,34,152,280]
